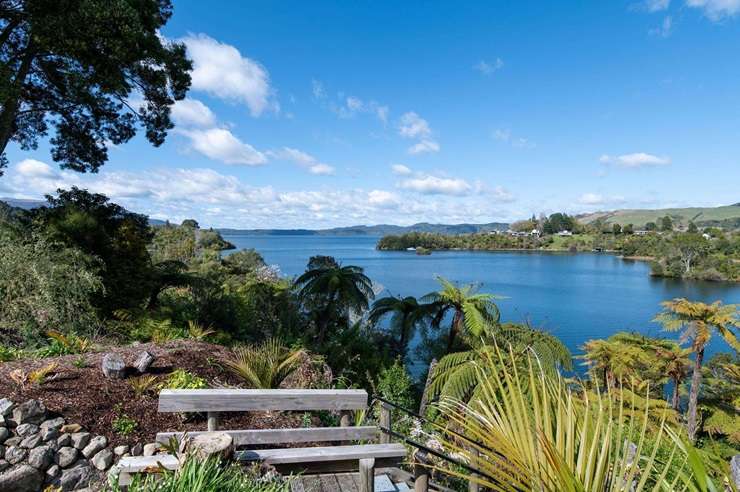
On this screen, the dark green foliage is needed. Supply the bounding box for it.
[368,295,434,357]
[661,215,674,231]
[0,0,191,175]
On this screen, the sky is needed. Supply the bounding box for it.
[2,0,740,229]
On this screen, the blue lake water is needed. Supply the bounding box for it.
[223,234,740,375]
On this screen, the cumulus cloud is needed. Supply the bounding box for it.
[473,58,504,75]
[177,128,267,165]
[268,147,335,175]
[391,164,412,175]
[16,159,57,178]
[182,34,275,116]
[686,0,740,20]
[599,152,671,167]
[398,175,472,196]
[578,193,626,206]
[367,190,400,208]
[398,112,439,155]
[171,98,216,127]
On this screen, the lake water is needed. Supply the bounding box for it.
[223,234,740,375]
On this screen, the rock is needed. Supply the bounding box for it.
[81,435,107,458]
[91,448,113,470]
[15,423,39,437]
[20,433,42,449]
[0,415,5,427]
[42,426,59,442]
[4,436,21,447]
[0,444,4,458]
[143,442,160,456]
[102,353,126,379]
[57,434,71,448]
[40,417,66,431]
[46,463,61,480]
[179,432,234,462]
[0,464,44,492]
[60,423,82,434]
[134,351,156,373]
[731,455,740,490]
[113,445,129,456]
[0,459,8,473]
[57,463,92,491]
[130,442,143,456]
[0,399,14,417]
[70,432,91,450]
[0,427,8,444]
[12,400,46,426]
[28,445,54,470]
[5,446,26,464]
[55,447,78,468]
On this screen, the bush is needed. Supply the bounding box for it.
[160,369,207,390]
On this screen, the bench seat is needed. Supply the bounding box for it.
[236,443,407,465]
[113,455,179,486]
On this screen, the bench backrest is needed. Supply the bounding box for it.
[158,389,368,413]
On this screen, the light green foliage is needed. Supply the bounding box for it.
[129,375,159,397]
[37,330,92,357]
[160,369,207,390]
[114,456,291,492]
[700,353,740,447]
[375,360,415,435]
[224,339,306,389]
[112,405,138,436]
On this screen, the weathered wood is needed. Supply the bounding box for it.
[134,351,155,373]
[359,458,375,492]
[414,451,429,492]
[113,455,179,486]
[336,473,358,491]
[383,467,456,492]
[340,410,352,445]
[320,473,341,491]
[102,353,126,379]
[158,389,368,412]
[379,403,391,444]
[157,426,380,446]
[207,411,219,431]
[236,443,406,465]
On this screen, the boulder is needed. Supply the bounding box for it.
[4,437,21,447]
[179,432,234,462]
[56,434,71,448]
[113,445,129,456]
[40,417,65,431]
[70,432,91,450]
[46,464,61,480]
[60,423,82,434]
[0,464,44,492]
[130,442,143,456]
[134,351,155,373]
[81,435,107,458]
[55,447,78,468]
[0,399,14,417]
[143,442,160,456]
[0,427,9,444]
[15,423,38,437]
[5,446,26,465]
[91,448,113,470]
[0,444,4,458]
[0,460,8,473]
[102,353,126,379]
[42,426,59,442]
[28,445,54,470]
[12,400,46,426]
[20,433,42,449]
[57,462,93,491]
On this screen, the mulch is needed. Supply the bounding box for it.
[0,340,311,448]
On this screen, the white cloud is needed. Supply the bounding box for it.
[391,164,412,175]
[312,79,326,99]
[493,128,535,149]
[367,190,400,208]
[599,152,671,167]
[649,16,673,36]
[491,186,516,203]
[16,159,57,178]
[398,175,472,196]
[177,128,267,166]
[171,98,216,127]
[578,193,627,206]
[182,34,274,117]
[686,0,740,20]
[332,95,389,123]
[473,58,504,75]
[398,112,439,154]
[645,0,670,11]
[268,147,335,175]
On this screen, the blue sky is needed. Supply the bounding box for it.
[2,0,739,228]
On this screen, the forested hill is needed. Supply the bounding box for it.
[217,222,510,236]
[578,203,740,229]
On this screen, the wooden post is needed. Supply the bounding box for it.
[379,402,392,444]
[359,457,375,492]
[340,410,352,445]
[207,412,219,431]
[468,447,480,492]
[414,450,429,492]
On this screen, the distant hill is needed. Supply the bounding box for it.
[218,222,510,237]
[0,197,47,210]
[578,204,740,229]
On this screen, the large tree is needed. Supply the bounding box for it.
[0,0,191,175]
[368,295,434,356]
[655,298,739,441]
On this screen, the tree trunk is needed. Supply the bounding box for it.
[446,310,463,354]
[671,376,680,410]
[0,40,35,157]
[686,348,704,441]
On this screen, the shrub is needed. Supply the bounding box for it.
[37,331,92,357]
[28,363,58,385]
[160,369,207,390]
[112,412,138,436]
[129,375,159,397]
[224,339,305,389]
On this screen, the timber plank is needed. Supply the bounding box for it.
[158,389,368,412]
[156,426,379,445]
[236,443,407,464]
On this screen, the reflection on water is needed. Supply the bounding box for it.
[223,235,740,376]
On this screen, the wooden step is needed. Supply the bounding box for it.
[156,426,380,446]
[236,443,407,464]
[112,454,179,486]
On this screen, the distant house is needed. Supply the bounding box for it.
[557,230,573,236]
[702,233,711,240]
[634,230,650,236]
[406,247,416,251]
[530,229,541,237]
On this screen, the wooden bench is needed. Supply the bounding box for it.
[113,389,406,490]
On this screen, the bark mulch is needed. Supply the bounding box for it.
[0,340,311,448]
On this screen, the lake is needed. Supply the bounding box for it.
[223,234,740,375]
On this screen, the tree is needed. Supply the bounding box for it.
[655,298,740,440]
[655,343,692,410]
[580,338,642,388]
[0,0,191,175]
[645,221,657,231]
[688,221,699,233]
[294,258,375,344]
[422,276,501,354]
[672,233,709,275]
[622,223,634,234]
[612,223,622,235]
[368,295,433,356]
[661,215,674,232]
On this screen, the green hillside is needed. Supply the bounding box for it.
[578,204,740,229]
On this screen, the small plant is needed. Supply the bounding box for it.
[28,362,58,385]
[112,405,138,436]
[9,368,27,388]
[159,369,207,390]
[224,339,306,389]
[129,375,158,397]
[0,345,24,362]
[37,331,92,357]
[187,320,216,341]
[300,412,312,428]
[72,355,87,368]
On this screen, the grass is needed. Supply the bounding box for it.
[579,204,740,227]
